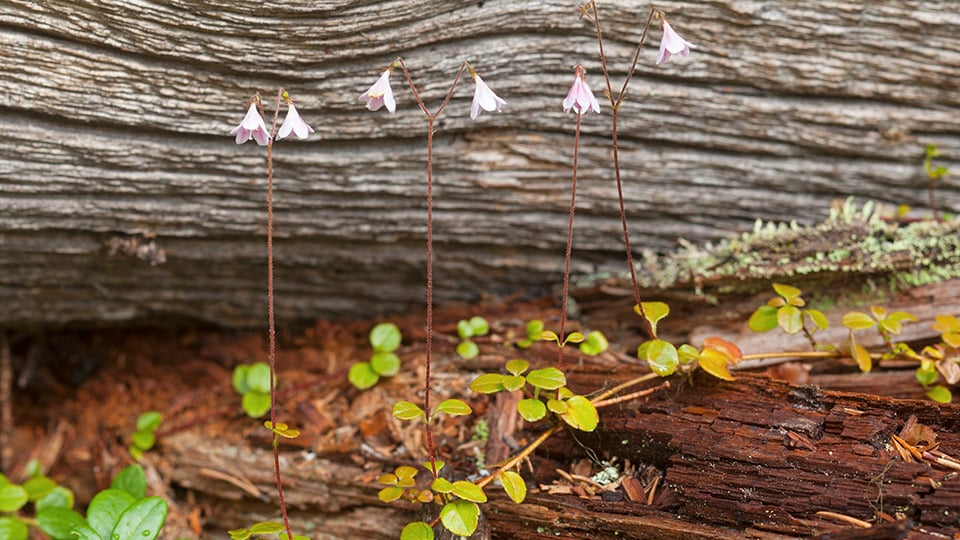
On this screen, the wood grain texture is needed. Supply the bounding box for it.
[1,1,958,326]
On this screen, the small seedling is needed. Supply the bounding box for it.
[456,316,490,359]
[349,322,403,389]
[516,320,544,349]
[233,362,276,418]
[749,283,829,349]
[922,144,950,220]
[129,411,162,460]
[842,306,917,372]
[578,330,609,356]
[635,301,742,380]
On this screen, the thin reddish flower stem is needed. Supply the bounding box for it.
[264,88,293,540]
[589,1,659,339]
[393,57,469,479]
[557,111,582,366]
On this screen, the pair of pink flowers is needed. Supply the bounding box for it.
[359,65,506,120]
[563,19,695,114]
[231,99,314,145]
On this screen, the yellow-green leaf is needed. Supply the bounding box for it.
[378,486,403,503]
[431,477,454,493]
[504,359,529,376]
[850,333,872,373]
[638,339,678,377]
[926,385,952,403]
[502,375,526,391]
[804,309,829,331]
[562,332,585,345]
[451,481,487,503]
[400,522,434,540]
[392,401,425,422]
[842,311,876,330]
[772,283,801,301]
[546,399,567,414]
[539,330,560,344]
[439,500,479,537]
[698,348,735,381]
[434,399,472,417]
[748,306,779,333]
[499,470,526,504]
[636,302,669,335]
[777,305,803,335]
[517,399,547,422]
[526,367,566,390]
[470,373,505,394]
[561,395,598,432]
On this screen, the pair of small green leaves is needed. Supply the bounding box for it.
[349,322,403,390]
[924,144,949,182]
[233,362,275,418]
[470,360,598,431]
[842,306,917,373]
[749,284,828,337]
[638,337,741,381]
[392,399,472,424]
[129,411,162,460]
[264,421,300,439]
[227,521,309,540]
[539,330,584,348]
[456,316,489,359]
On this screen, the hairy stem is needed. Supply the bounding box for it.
[264,89,293,540]
[557,111,582,366]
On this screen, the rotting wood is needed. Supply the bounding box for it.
[1,1,958,327]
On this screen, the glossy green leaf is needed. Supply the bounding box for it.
[0,483,28,512]
[579,330,609,356]
[111,465,147,500]
[378,486,403,503]
[638,340,678,377]
[469,316,490,336]
[748,305,779,333]
[348,362,379,390]
[677,344,700,365]
[517,398,547,422]
[110,496,168,540]
[636,302,669,335]
[439,500,480,537]
[131,430,156,451]
[916,361,938,386]
[546,398,567,414]
[370,322,402,353]
[804,309,829,331]
[456,340,479,359]
[36,486,74,511]
[456,319,474,340]
[241,391,271,418]
[24,475,57,501]
[502,375,525,391]
[926,385,952,403]
[777,305,803,335]
[434,399,472,417]
[526,367,566,390]
[136,411,163,432]
[370,352,401,376]
[392,401,425,422]
[431,477,454,493]
[87,488,136,540]
[71,523,102,540]
[469,373,505,394]
[563,331,585,345]
[561,395,599,432]
[227,527,252,540]
[451,481,487,503]
[525,320,544,340]
[842,311,876,330]
[539,330,560,345]
[36,507,86,540]
[505,359,529,376]
[0,517,28,540]
[499,470,526,504]
[400,521,435,540]
[772,283,801,301]
[231,364,251,394]
[248,521,286,534]
[245,362,272,393]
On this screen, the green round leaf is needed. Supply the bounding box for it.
[501,375,525,392]
[24,475,57,501]
[0,517,28,540]
[132,430,156,451]
[370,322,402,353]
[135,411,163,433]
[248,521,286,534]
[677,344,701,365]
[456,319,474,340]
[111,465,147,500]
[245,362,273,394]
[242,391,271,418]
[804,309,829,331]
[87,488,136,540]
[434,399,472,417]
[71,523,102,540]
[842,311,876,330]
[370,352,401,377]
[546,399,568,414]
[926,385,952,403]
[517,398,547,422]
[579,330,609,356]
[0,483,28,513]
[451,481,487,503]
[401,521,435,540]
[748,305,779,333]
[772,283,801,302]
[469,373,505,394]
[36,507,86,539]
[525,320,544,340]
[456,340,479,359]
[637,301,669,335]
[469,316,489,336]
[561,395,599,432]
[526,367,566,390]
[439,500,480,537]
[378,486,403,503]
[392,401,425,422]
[504,359,529,376]
[36,486,74,511]
[916,363,939,386]
[499,470,527,504]
[431,477,454,493]
[539,330,560,344]
[348,362,380,390]
[563,331,585,345]
[231,364,251,394]
[638,340,678,377]
[777,305,803,335]
[111,496,168,540]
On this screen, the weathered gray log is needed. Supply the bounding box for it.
[1,1,958,326]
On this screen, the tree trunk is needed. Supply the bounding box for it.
[1,1,958,327]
